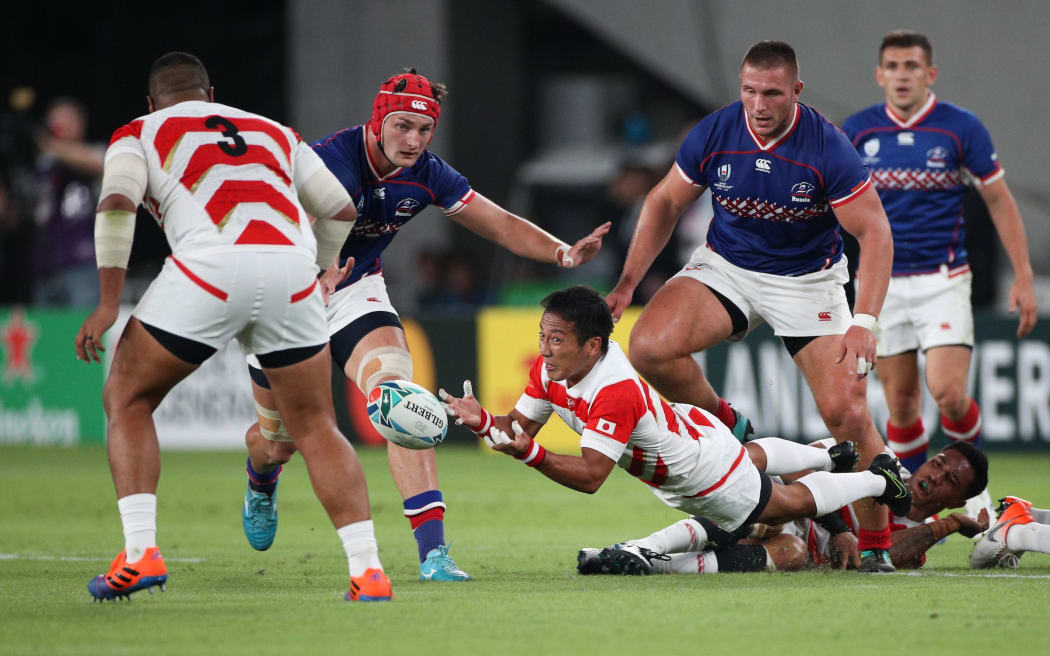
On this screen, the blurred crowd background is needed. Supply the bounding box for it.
[3,0,1048,318]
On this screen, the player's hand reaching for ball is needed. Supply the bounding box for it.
[487,420,531,456]
[438,380,483,428]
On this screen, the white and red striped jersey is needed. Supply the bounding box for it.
[105,100,323,259]
[514,341,746,497]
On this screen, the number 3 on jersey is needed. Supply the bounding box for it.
[204,115,247,157]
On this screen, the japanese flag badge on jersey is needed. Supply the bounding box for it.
[594,418,617,437]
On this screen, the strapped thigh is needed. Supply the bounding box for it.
[354,345,413,393]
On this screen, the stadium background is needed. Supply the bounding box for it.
[2,0,1048,453]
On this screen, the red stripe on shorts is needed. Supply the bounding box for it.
[290,278,317,303]
[169,256,228,301]
[690,445,746,497]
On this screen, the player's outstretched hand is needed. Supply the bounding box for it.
[565,221,612,268]
[489,420,531,456]
[438,380,483,427]
[835,325,877,379]
[953,509,990,538]
[604,282,634,322]
[1009,277,1038,338]
[319,256,354,306]
[75,304,119,363]
[830,530,861,570]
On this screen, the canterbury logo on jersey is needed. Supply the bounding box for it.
[755,158,771,173]
[818,312,832,322]
[411,100,429,111]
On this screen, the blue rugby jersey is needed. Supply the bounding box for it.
[843,93,1002,275]
[311,125,474,288]
[676,101,871,276]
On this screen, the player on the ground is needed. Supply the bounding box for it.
[971,497,1050,569]
[239,69,611,581]
[604,40,899,570]
[842,30,1038,522]
[581,440,988,574]
[76,52,392,602]
[439,285,911,573]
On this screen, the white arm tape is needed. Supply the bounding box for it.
[299,167,352,222]
[851,313,877,332]
[94,210,136,269]
[313,216,353,269]
[100,152,147,207]
[555,243,573,268]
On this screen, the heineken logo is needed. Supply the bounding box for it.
[1,308,37,385]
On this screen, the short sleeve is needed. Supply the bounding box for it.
[960,113,1003,186]
[821,124,872,207]
[578,380,646,463]
[514,356,554,424]
[106,120,146,163]
[426,154,472,214]
[674,117,716,186]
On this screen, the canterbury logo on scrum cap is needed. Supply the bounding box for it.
[368,72,441,138]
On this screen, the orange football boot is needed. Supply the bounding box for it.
[969,496,1035,569]
[88,547,168,601]
[345,568,393,602]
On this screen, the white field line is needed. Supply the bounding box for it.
[885,570,1050,580]
[0,553,204,563]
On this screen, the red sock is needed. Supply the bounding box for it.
[715,398,737,428]
[886,418,926,459]
[857,527,891,551]
[407,507,444,530]
[942,399,981,447]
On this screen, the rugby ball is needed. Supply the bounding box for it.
[366,380,448,450]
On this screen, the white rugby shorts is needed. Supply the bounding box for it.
[649,412,765,531]
[245,272,398,369]
[135,250,327,357]
[875,265,974,357]
[674,244,852,339]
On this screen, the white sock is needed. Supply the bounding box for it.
[797,471,884,516]
[1006,523,1050,554]
[631,518,708,555]
[655,551,719,574]
[118,493,157,563]
[751,438,833,475]
[337,519,383,577]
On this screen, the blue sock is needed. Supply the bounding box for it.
[404,490,446,562]
[247,457,282,496]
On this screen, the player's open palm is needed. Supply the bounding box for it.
[75,305,119,363]
[566,221,612,268]
[438,380,482,427]
[954,509,990,538]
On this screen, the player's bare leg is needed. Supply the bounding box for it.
[89,317,201,600]
[345,325,469,580]
[263,345,389,600]
[628,278,752,437]
[877,351,929,474]
[793,335,894,570]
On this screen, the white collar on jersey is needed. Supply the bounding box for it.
[361,126,403,182]
[562,341,623,398]
[884,92,937,129]
[743,102,800,151]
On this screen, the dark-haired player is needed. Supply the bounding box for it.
[440,286,911,573]
[842,30,1038,523]
[605,40,899,570]
[588,440,990,574]
[77,52,392,601]
[239,70,611,581]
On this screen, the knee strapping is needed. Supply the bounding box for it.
[355,346,413,392]
[255,402,292,442]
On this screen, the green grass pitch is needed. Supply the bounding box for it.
[2,445,1047,655]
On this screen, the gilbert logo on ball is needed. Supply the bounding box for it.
[366,380,448,450]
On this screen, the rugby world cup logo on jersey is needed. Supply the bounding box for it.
[862,138,880,164]
[790,181,816,204]
[394,198,422,218]
[925,146,949,169]
[713,164,733,191]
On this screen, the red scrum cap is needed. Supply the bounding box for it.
[368,72,441,138]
